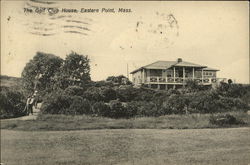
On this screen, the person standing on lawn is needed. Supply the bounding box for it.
[27,95,35,115]
[24,96,31,115]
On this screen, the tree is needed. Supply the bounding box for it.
[21,52,63,94]
[106,75,131,85]
[60,51,91,88]
[98,87,116,102]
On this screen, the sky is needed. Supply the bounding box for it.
[1,1,249,83]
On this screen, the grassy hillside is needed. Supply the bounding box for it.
[0,75,22,88]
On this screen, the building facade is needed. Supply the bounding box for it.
[130,58,226,89]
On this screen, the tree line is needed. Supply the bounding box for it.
[1,51,250,119]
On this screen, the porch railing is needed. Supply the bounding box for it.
[146,77,226,84]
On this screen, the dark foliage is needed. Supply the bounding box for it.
[68,97,91,115]
[216,83,248,98]
[58,52,91,88]
[92,102,110,116]
[108,100,127,118]
[106,75,131,85]
[40,82,250,118]
[21,52,63,94]
[64,86,85,96]
[40,90,72,114]
[209,114,245,126]
[0,87,26,119]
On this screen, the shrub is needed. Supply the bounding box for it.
[92,101,110,116]
[100,87,117,102]
[68,97,91,115]
[241,89,250,105]
[161,93,195,115]
[40,90,72,114]
[209,114,245,126]
[0,87,26,119]
[83,87,102,102]
[216,83,248,98]
[134,101,159,117]
[116,86,138,102]
[109,100,128,118]
[125,101,139,118]
[189,91,223,113]
[64,86,85,96]
[92,80,113,87]
[219,97,248,111]
[106,75,131,85]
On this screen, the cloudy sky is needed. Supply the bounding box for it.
[1,1,249,83]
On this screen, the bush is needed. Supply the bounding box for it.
[217,83,248,98]
[209,114,245,126]
[64,86,85,96]
[83,87,102,102]
[124,101,138,118]
[132,101,159,117]
[100,87,117,102]
[161,93,194,115]
[39,80,250,118]
[108,100,128,118]
[0,87,26,119]
[41,90,72,114]
[116,86,138,102]
[68,97,91,115]
[219,97,248,111]
[92,102,110,116]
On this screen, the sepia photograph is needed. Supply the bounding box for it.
[1,0,250,165]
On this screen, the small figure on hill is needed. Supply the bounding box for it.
[33,90,38,108]
[24,96,31,115]
[25,95,35,115]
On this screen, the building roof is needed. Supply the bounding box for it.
[144,61,177,69]
[203,67,219,71]
[174,61,206,68]
[130,60,208,74]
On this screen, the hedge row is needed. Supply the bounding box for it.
[40,87,249,118]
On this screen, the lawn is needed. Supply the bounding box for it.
[1,128,250,165]
[1,112,250,131]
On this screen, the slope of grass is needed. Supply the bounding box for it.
[0,75,22,88]
[1,112,249,131]
[1,128,250,165]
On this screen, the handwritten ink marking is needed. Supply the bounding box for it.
[24,8,33,13]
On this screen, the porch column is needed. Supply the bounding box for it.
[173,67,176,82]
[192,67,195,79]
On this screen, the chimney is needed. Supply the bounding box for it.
[177,58,182,63]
